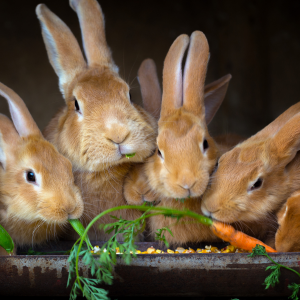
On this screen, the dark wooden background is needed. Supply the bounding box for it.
[0,0,300,138]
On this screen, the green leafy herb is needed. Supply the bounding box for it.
[0,223,14,254]
[289,283,300,300]
[125,153,136,158]
[155,227,173,248]
[249,245,300,300]
[66,205,220,300]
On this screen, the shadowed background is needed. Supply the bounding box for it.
[0,0,300,137]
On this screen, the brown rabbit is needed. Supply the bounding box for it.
[201,101,300,243]
[36,0,157,240]
[124,32,240,246]
[0,82,83,255]
[275,190,300,252]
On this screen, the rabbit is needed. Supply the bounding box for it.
[275,190,300,252]
[201,100,300,244]
[124,32,241,246]
[0,82,84,255]
[36,0,157,240]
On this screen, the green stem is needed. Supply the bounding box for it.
[74,205,213,284]
[265,253,300,278]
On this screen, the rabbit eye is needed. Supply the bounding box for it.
[203,139,209,152]
[157,148,163,160]
[250,178,263,191]
[129,92,132,101]
[26,171,36,183]
[214,160,219,171]
[75,99,80,111]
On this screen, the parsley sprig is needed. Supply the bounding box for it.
[67,204,214,300]
[249,245,300,300]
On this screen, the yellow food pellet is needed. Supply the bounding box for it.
[227,245,236,252]
[175,247,185,253]
[221,249,231,253]
[147,247,156,254]
[135,250,142,254]
[155,249,162,253]
[188,248,195,253]
[211,247,220,253]
[167,249,174,253]
[175,251,179,253]
[201,249,211,253]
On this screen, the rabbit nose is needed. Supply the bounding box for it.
[106,124,130,145]
[67,205,81,219]
[179,181,196,191]
[201,202,212,217]
[111,135,128,145]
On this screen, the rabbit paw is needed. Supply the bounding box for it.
[124,166,158,205]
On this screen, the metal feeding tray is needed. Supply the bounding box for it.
[0,241,299,298]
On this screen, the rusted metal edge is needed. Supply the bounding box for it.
[0,243,300,297]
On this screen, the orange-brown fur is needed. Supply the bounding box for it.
[0,83,83,254]
[202,102,300,243]
[124,33,240,245]
[37,0,157,240]
[275,191,300,252]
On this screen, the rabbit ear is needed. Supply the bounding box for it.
[271,113,300,164]
[36,4,86,94]
[204,74,232,125]
[183,31,209,118]
[161,34,189,120]
[0,82,41,137]
[70,0,115,69]
[0,114,20,170]
[138,59,162,120]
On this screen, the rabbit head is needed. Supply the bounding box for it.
[201,102,300,225]
[0,82,83,246]
[36,0,156,172]
[139,32,231,200]
[275,190,300,252]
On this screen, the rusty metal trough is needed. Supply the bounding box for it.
[0,241,299,297]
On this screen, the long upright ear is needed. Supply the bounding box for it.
[0,82,41,137]
[204,74,232,125]
[138,59,162,120]
[161,34,189,120]
[255,102,300,140]
[36,4,86,95]
[183,31,209,117]
[270,113,300,164]
[70,0,116,70]
[0,114,20,170]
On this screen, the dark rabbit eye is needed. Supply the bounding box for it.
[26,171,36,183]
[214,160,219,171]
[157,148,163,159]
[129,92,132,101]
[250,178,263,191]
[75,99,80,111]
[203,139,209,151]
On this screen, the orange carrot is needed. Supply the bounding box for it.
[210,221,277,253]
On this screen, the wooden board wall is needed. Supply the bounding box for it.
[0,0,299,138]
